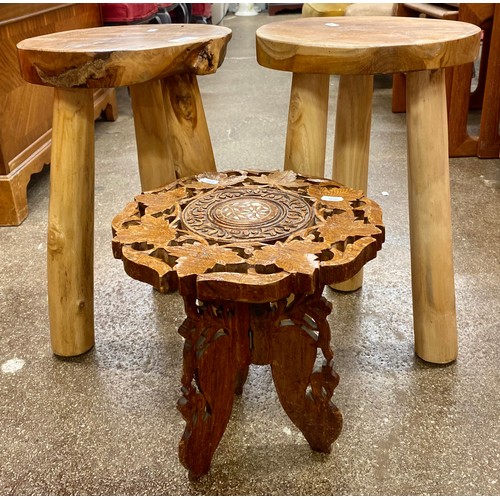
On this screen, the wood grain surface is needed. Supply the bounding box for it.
[256,16,481,74]
[17,24,232,87]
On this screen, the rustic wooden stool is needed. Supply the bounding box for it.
[16,24,232,357]
[112,169,384,478]
[256,17,481,364]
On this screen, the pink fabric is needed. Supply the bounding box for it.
[101,4,158,23]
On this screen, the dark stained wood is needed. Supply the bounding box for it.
[113,169,384,478]
[112,170,384,298]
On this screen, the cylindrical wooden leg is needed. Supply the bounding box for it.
[284,72,330,177]
[161,74,217,178]
[406,69,458,364]
[48,88,95,356]
[130,80,176,191]
[331,74,373,292]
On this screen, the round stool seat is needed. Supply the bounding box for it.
[112,169,384,302]
[17,24,232,88]
[256,16,480,74]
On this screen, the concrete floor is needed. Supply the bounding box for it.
[1,13,500,496]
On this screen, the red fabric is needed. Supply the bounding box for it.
[191,3,211,17]
[101,4,158,23]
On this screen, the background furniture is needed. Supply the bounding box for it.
[17,24,232,357]
[256,16,481,364]
[0,4,117,226]
[392,3,500,158]
[112,169,384,478]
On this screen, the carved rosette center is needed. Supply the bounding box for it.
[181,186,314,243]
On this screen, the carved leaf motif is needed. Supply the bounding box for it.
[113,214,177,248]
[318,213,382,244]
[253,170,310,188]
[111,201,140,235]
[308,185,364,211]
[360,199,384,226]
[248,240,327,274]
[181,172,247,190]
[169,243,246,276]
[135,187,187,215]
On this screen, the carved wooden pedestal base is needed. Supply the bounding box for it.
[177,287,342,479]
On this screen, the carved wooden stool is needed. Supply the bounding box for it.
[16,24,231,357]
[112,169,384,478]
[256,17,481,364]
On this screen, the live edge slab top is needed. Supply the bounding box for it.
[112,169,384,478]
[255,16,480,75]
[17,24,232,88]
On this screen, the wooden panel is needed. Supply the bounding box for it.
[0,4,102,175]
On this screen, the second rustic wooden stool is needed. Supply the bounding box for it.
[16,24,232,357]
[256,16,481,364]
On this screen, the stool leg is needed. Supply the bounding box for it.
[331,74,374,292]
[48,88,95,356]
[130,80,176,191]
[161,74,217,178]
[406,69,458,364]
[270,290,342,452]
[177,298,250,479]
[284,73,330,177]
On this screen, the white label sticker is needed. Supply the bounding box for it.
[199,177,219,185]
[321,195,344,202]
[325,22,340,27]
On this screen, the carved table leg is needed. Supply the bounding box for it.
[264,288,343,452]
[284,72,330,177]
[331,74,374,292]
[48,88,95,357]
[406,69,458,363]
[177,297,251,479]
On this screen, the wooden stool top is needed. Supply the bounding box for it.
[112,170,384,303]
[256,16,481,74]
[17,24,232,88]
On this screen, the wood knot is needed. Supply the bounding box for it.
[34,56,110,88]
[47,225,64,253]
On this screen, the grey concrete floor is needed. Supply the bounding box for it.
[1,13,500,496]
